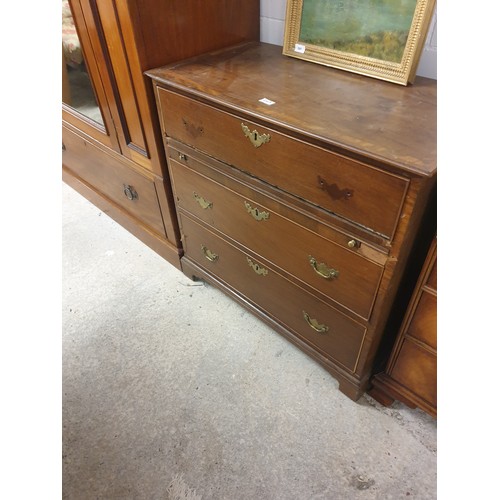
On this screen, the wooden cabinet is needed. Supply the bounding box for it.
[147,43,437,400]
[370,237,437,417]
[62,0,260,266]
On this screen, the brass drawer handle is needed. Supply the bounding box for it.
[123,184,138,201]
[308,255,339,280]
[178,153,188,161]
[317,176,353,201]
[241,123,271,148]
[303,311,329,334]
[244,201,269,221]
[246,257,268,276]
[193,192,213,210]
[201,245,218,262]
[348,239,360,249]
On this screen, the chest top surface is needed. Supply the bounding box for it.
[147,43,436,177]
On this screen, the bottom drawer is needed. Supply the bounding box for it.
[62,126,167,237]
[391,339,437,408]
[180,214,366,373]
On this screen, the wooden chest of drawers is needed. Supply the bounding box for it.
[147,43,436,400]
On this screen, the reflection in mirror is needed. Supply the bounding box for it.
[62,0,104,126]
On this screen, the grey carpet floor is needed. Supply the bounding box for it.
[62,182,437,499]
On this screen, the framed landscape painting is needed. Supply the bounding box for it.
[282,0,436,85]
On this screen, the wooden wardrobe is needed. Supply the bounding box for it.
[62,0,260,267]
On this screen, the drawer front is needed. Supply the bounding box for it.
[170,157,383,319]
[179,213,366,373]
[62,126,167,237]
[406,290,437,350]
[391,339,437,408]
[426,255,437,291]
[157,88,409,239]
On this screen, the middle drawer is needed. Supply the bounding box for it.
[169,151,384,320]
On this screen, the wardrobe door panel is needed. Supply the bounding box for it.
[94,0,151,169]
[62,0,120,152]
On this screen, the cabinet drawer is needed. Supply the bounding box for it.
[426,257,437,291]
[406,290,437,350]
[170,156,383,319]
[62,126,166,237]
[179,213,366,373]
[391,339,437,408]
[157,88,409,239]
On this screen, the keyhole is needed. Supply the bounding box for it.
[254,132,258,141]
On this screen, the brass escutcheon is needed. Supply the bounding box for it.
[244,201,269,221]
[308,255,339,280]
[241,123,271,148]
[303,311,329,334]
[246,257,268,276]
[317,176,353,200]
[201,245,218,262]
[193,192,213,210]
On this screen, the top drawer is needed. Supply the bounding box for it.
[156,88,409,239]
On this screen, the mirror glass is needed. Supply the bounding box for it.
[62,1,104,126]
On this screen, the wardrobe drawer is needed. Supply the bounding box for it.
[157,88,409,239]
[62,126,167,237]
[179,213,366,373]
[170,156,383,319]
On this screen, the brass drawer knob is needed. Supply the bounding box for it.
[246,257,268,276]
[244,201,269,221]
[308,255,339,280]
[348,239,360,249]
[123,184,138,201]
[178,153,188,161]
[241,123,271,148]
[303,311,329,334]
[193,192,213,210]
[201,245,218,262]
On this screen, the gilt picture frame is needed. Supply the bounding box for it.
[282,0,436,85]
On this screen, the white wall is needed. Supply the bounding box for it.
[260,1,437,80]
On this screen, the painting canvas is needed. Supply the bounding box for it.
[283,0,436,85]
